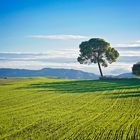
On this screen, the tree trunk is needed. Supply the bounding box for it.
[97,61,103,77]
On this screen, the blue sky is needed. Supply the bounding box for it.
[0,0,140,74]
[1,0,140,52]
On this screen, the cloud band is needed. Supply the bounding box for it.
[28,34,90,40]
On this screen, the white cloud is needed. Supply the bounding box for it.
[136,40,140,43]
[115,40,140,47]
[46,49,78,58]
[115,43,140,47]
[0,49,79,60]
[28,34,90,40]
[119,51,140,56]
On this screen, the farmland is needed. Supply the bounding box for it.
[0,77,140,140]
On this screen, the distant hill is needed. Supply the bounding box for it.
[0,68,99,80]
[116,73,137,78]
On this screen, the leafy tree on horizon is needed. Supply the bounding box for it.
[77,38,119,77]
[132,62,140,76]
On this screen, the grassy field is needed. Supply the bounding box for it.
[0,77,140,140]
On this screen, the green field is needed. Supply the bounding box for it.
[0,77,140,140]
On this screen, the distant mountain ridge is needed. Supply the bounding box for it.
[0,68,99,80]
[116,73,137,78]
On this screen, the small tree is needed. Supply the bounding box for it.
[132,62,140,76]
[77,38,119,77]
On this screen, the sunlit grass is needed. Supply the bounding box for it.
[0,77,140,139]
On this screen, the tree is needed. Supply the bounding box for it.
[132,62,140,76]
[77,38,119,77]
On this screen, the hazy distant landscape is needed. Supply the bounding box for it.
[0,68,99,79]
[0,68,137,79]
[0,48,140,75]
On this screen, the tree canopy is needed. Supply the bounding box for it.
[77,38,119,77]
[132,62,140,76]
